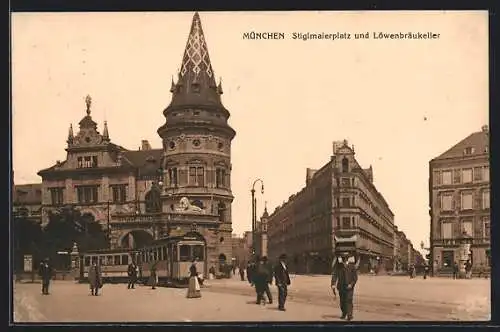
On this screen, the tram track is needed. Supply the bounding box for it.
[202,283,467,321]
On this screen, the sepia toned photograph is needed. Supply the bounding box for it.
[11,10,490,323]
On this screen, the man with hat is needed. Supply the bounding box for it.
[331,252,358,321]
[261,256,273,304]
[274,254,291,311]
[253,256,270,304]
[38,258,53,295]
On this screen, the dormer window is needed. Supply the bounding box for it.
[77,156,98,168]
[464,147,474,155]
[341,157,349,173]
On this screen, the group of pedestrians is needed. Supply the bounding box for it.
[244,252,358,319]
[246,254,291,311]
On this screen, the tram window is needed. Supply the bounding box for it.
[179,245,191,262]
[99,256,105,266]
[91,256,98,265]
[162,247,167,260]
[107,255,114,266]
[153,249,158,261]
[85,257,91,266]
[114,255,121,265]
[192,245,205,260]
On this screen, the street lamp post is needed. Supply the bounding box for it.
[251,179,264,258]
[107,200,111,248]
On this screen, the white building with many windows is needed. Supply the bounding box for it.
[429,125,490,275]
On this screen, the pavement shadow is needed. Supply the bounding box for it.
[266,307,284,311]
[245,300,258,305]
[321,314,340,320]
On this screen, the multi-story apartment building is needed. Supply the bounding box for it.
[13,183,42,222]
[267,140,395,274]
[429,125,490,275]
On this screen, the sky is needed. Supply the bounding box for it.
[11,11,488,250]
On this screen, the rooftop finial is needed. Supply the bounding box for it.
[67,123,74,144]
[103,121,110,141]
[85,95,92,116]
[217,77,223,94]
[170,75,176,93]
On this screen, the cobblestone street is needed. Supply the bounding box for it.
[13,274,490,323]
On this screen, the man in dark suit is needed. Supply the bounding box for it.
[274,254,291,311]
[254,256,270,304]
[127,261,138,289]
[38,258,53,295]
[331,254,358,321]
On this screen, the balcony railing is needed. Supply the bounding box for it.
[433,237,490,246]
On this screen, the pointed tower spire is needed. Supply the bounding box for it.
[262,201,269,218]
[168,12,221,108]
[67,124,74,144]
[103,121,110,142]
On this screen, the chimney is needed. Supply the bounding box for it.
[141,140,152,151]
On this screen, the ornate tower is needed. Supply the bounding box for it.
[158,12,236,266]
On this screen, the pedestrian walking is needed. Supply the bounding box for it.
[239,264,245,281]
[274,254,291,311]
[253,256,269,305]
[465,260,472,279]
[38,258,53,295]
[423,264,429,279]
[409,264,416,279]
[331,254,358,321]
[452,262,459,279]
[150,263,158,289]
[247,261,256,286]
[262,256,273,304]
[208,266,216,280]
[88,261,103,296]
[187,258,201,298]
[127,261,139,289]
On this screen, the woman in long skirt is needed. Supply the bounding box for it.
[187,258,201,298]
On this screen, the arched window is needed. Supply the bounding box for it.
[218,203,226,222]
[145,188,162,213]
[216,168,226,188]
[342,157,349,173]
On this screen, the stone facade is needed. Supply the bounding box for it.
[267,140,396,274]
[429,125,490,275]
[15,12,237,270]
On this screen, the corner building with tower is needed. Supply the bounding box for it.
[14,13,235,270]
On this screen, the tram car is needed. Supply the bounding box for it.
[138,231,207,287]
[79,248,140,283]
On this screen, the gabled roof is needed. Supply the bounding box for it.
[433,126,489,161]
[13,183,42,204]
[122,149,163,176]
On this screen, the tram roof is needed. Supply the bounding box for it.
[81,248,139,255]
